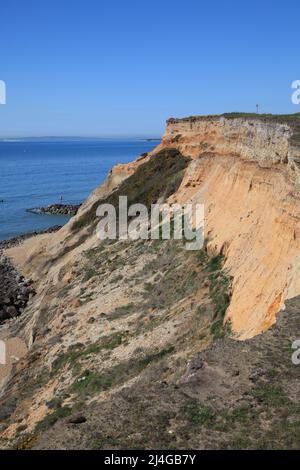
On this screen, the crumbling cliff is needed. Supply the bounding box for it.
[154,114,300,338]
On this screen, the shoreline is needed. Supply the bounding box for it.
[0,225,63,323]
[0,225,62,251]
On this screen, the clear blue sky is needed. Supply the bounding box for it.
[0,0,299,137]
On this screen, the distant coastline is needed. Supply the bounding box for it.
[0,136,162,142]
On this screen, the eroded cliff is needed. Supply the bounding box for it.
[155,114,300,338]
[0,113,299,449]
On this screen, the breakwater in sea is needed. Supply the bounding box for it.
[26,203,81,216]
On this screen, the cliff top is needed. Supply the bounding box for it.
[167,112,300,146]
[168,112,300,122]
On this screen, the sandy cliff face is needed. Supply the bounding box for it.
[161,115,299,159]
[156,115,300,338]
[156,114,300,187]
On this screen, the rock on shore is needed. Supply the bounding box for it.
[0,225,64,323]
[0,254,36,323]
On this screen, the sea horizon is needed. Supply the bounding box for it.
[0,136,162,142]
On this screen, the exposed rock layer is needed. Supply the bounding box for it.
[153,114,300,338]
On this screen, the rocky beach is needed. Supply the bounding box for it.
[0,254,35,323]
[0,225,63,323]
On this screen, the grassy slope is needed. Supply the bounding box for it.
[72,148,190,232]
[31,294,300,450]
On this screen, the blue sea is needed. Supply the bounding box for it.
[0,138,159,241]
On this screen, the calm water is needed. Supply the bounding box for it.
[0,138,159,241]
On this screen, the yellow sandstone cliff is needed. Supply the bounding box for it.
[152,114,300,338]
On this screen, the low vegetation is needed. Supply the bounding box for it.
[35,406,72,432]
[71,346,174,396]
[72,148,190,232]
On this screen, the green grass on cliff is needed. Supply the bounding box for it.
[72,147,190,232]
